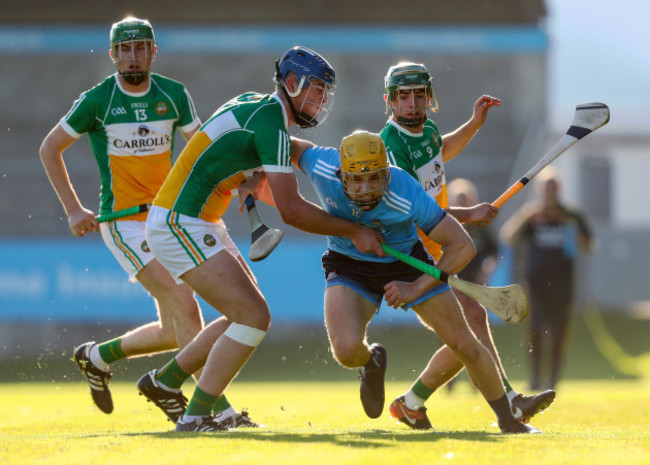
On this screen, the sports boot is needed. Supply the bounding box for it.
[389,396,433,430]
[73,342,114,414]
[359,343,387,418]
[137,370,188,423]
[499,417,542,434]
[512,390,556,423]
[175,415,230,432]
[215,408,263,428]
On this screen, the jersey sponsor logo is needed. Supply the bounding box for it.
[137,125,150,136]
[111,107,127,116]
[155,101,169,116]
[423,161,444,192]
[113,134,171,150]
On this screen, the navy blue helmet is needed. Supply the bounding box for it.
[274,46,336,127]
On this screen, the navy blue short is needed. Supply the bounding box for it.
[321,241,451,310]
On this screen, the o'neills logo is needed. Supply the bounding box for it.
[155,101,168,115]
[113,133,171,149]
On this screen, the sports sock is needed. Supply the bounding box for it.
[155,358,190,389]
[404,378,435,409]
[503,378,518,401]
[185,385,219,416]
[96,338,125,366]
[487,394,515,422]
[211,395,233,415]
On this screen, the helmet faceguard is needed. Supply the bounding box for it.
[274,46,336,128]
[109,17,156,86]
[340,131,390,211]
[384,62,439,128]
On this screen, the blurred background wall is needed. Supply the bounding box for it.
[0,0,648,379]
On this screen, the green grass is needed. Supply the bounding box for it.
[1,379,648,465]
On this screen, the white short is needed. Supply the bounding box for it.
[100,220,154,282]
[145,206,240,284]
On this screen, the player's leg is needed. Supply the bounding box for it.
[412,291,539,433]
[173,248,270,432]
[455,289,556,421]
[73,220,200,414]
[324,284,386,419]
[528,288,546,390]
[549,299,572,390]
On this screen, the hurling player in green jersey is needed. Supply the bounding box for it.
[39,17,250,426]
[380,62,555,429]
[137,47,384,433]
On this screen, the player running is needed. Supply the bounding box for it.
[282,130,540,433]
[38,17,251,421]
[379,62,555,429]
[135,46,384,432]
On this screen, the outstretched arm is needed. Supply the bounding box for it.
[442,95,500,163]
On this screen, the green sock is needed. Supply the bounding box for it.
[503,377,514,393]
[97,338,125,364]
[155,358,190,389]
[411,378,435,401]
[212,395,231,413]
[186,386,219,416]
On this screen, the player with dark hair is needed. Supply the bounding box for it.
[279,130,539,434]
[380,62,555,429]
[39,16,225,417]
[135,46,384,432]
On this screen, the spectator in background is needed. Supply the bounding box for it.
[501,167,593,390]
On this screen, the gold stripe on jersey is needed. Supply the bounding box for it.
[154,131,232,223]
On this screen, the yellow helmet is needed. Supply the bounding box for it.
[340,131,390,210]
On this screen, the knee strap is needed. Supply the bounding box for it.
[224,323,266,347]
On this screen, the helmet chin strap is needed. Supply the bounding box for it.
[275,60,318,128]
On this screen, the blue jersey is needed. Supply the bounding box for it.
[299,146,447,262]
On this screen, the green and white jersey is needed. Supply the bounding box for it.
[380,118,447,206]
[60,73,200,220]
[381,117,447,259]
[155,92,291,222]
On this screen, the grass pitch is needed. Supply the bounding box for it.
[1,379,648,465]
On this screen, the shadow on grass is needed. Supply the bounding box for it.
[109,428,504,447]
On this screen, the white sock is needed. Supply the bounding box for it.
[403,390,427,410]
[153,377,182,394]
[89,345,110,372]
[507,389,518,402]
[213,406,237,421]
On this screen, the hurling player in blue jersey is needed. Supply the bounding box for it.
[240,130,539,434]
[297,131,540,434]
